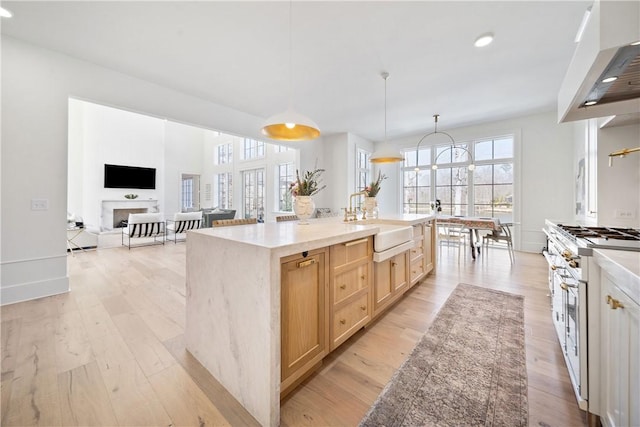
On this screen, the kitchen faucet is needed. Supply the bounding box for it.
[344,191,367,221]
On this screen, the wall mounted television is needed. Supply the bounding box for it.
[104,164,156,189]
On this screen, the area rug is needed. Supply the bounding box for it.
[360,283,528,427]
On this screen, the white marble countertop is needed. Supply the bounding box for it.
[191,214,434,256]
[593,248,640,305]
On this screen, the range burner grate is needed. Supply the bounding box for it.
[557,224,640,241]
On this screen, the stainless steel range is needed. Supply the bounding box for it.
[542,220,640,414]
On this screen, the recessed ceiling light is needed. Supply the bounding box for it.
[584,100,598,106]
[474,33,494,48]
[0,7,12,18]
[602,76,618,83]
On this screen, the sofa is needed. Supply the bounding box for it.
[202,208,236,227]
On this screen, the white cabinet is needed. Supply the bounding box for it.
[600,271,640,427]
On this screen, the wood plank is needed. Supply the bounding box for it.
[147,364,231,427]
[54,310,94,374]
[163,334,260,427]
[4,316,62,426]
[97,358,172,426]
[1,318,22,378]
[58,361,119,426]
[110,312,176,377]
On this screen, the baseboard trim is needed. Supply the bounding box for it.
[1,276,69,306]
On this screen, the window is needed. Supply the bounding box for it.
[182,177,193,210]
[278,163,295,212]
[243,168,265,220]
[402,136,514,220]
[216,143,233,164]
[277,144,292,153]
[403,149,432,214]
[181,174,200,211]
[243,138,265,160]
[355,148,371,193]
[217,172,233,209]
[473,138,513,220]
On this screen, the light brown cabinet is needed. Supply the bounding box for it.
[280,248,329,394]
[373,251,409,318]
[409,220,435,286]
[329,237,373,350]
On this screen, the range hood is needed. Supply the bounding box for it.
[558,1,640,124]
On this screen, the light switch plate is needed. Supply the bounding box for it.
[31,198,49,211]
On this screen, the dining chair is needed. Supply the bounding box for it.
[482,222,515,263]
[437,221,467,262]
[212,218,258,227]
[276,215,299,222]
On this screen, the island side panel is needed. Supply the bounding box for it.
[185,232,278,427]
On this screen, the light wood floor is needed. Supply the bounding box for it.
[1,242,587,426]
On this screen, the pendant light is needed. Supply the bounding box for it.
[370,72,403,163]
[261,1,320,141]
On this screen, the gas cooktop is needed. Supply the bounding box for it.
[554,224,640,251]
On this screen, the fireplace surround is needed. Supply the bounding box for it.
[101,199,158,231]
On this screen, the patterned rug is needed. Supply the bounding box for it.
[360,283,528,427]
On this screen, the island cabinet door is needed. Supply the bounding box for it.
[425,220,435,274]
[373,251,409,318]
[600,272,640,427]
[280,248,330,390]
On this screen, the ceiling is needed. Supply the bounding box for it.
[1,1,592,142]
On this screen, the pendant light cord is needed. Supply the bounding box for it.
[288,0,293,107]
[382,72,389,143]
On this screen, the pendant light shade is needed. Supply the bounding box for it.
[261,109,320,141]
[370,72,403,164]
[261,1,320,141]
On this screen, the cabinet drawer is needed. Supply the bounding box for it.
[412,224,424,237]
[332,293,370,349]
[410,256,425,283]
[333,263,369,304]
[410,238,424,260]
[331,237,372,268]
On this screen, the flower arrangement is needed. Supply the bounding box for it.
[289,168,326,197]
[365,171,387,197]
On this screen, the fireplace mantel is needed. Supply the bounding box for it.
[101,199,159,231]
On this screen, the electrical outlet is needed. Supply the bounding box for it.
[31,198,49,211]
[614,209,635,219]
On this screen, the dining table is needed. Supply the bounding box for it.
[436,215,501,259]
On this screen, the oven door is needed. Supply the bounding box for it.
[560,274,587,400]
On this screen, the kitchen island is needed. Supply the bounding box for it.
[185,215,434,426]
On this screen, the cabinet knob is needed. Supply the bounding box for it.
[360,275,366,280]
[360,305,366,311]
[606,295,624,310]
[391,262,397,267]
[340,284,346,290]
[340,319,346,324]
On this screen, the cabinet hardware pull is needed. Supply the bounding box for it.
[297,259,316,268]
[391,262,397,267]
[360,305,366,311]
[360,275,366,280]
[606,295,624,310]
[551,265,557,270]
[340,284,346,290]
[340,319,346,324]
[560,282,568,291]
[344,238,368,247]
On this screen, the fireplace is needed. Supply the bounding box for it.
[113,208,147,228]
[101,199,159,231]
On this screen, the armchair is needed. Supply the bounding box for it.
[167,211,202,243]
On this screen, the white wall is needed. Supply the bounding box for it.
[596,123,640,228]
[375,111,576,253]
[1,37,267,305]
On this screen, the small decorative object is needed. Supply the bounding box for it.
[289,168,326,224]
[124,194,138,199]
[365,171,387,197]
[364,197,378,219]
[293,196,316,225]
